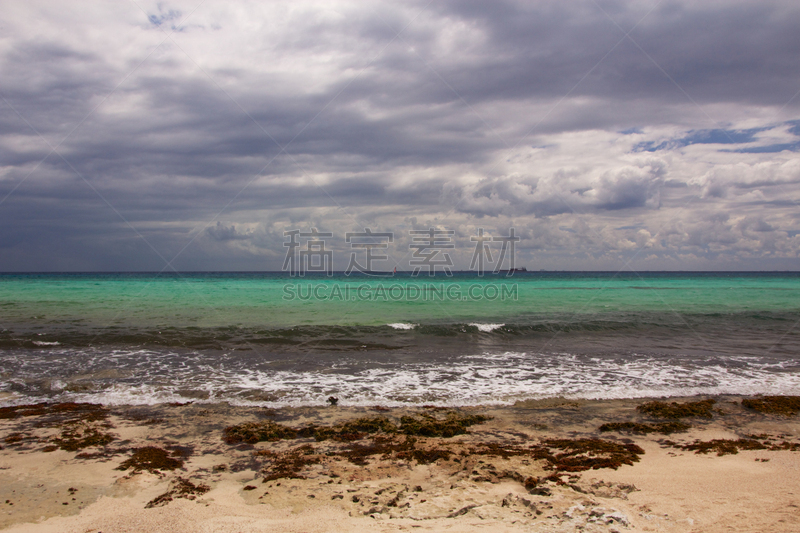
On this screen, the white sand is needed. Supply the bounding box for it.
[1,397,798,532]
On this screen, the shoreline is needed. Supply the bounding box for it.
[1,394,798,532]
[4,390,800,411]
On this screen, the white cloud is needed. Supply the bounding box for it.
[0,0,799,270]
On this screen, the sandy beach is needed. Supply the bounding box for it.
[0,395,798,533]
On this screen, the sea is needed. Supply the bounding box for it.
[1,271,798,407]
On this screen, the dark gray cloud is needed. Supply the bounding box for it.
[0,0,799,271]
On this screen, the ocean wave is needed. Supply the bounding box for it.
[2,349,799,408]
[468,323,505,332]
[2,310,798,351]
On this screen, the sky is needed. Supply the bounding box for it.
[1,0,799,272]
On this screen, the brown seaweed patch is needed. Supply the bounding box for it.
[52,423,115,452]
[145,477,209,508]
[459,439,641,496]
[224,417,399,444]
[337,435,452,466]
[599,421,691,435]
[468,442,536,460]
[47,407,115,452]
[336,435,403,466]
[538,439,644,472]
[224,411,490,445]
[310,417,399,442]
[399,412,491,438]
[664,437,800,456]
[117,446,184,473]
[310,412,488,441]
[406,446,452,464]
[75,447,127,460]
[771,441,800,451]
[742,396,800,416]
[3,433,26,444]
[223,420,298,444]
[0,402,108,421]
[637,399,715,419]
[469,438,644,473]
[0,402,115,451]
[675,438,767,456]
[258,444,321,481]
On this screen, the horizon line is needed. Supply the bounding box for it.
[1,270,799,275]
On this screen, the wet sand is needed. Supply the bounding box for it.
[0,395,798,532]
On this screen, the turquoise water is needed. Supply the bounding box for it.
[1,272,799,406]
[2,272,798,329]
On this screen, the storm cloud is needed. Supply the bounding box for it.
[1,0,799,271]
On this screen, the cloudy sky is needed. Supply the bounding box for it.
[1,0,799,272]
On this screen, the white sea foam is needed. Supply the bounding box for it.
[32,341,60,346]
[18,349,799,409]
[68,384,190,406]
[469,323,505,332]
[386,323,417,330]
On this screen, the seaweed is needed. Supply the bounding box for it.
[0,402,115,452]
[312,412,488,441]
[3,433,26,444]
[469,438,643,473]
[74,447,126,460]
[336,435,399,466]
[259,444,320,481]
[117,446,184,473]
[407,445,452,464]
[223,412,490,445]
[0,402,108,421]
[523,476,542,491]
[223,420,298,444]
[337,435,451,466]
[772,441,800,451]
[636,399,715,419]
[52,424,115,452]
[742,396,800,416]
[391,436,453,465]
[223,417,399,444]
[665,436,800,456]
[145,477,209,508]
[599,421,691,435]
[537,439,644,472]
[399,412,491,438]
[467,442,537,460]
[311,417,399,442]
[459,438,642,495]
[678,438,767,456]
